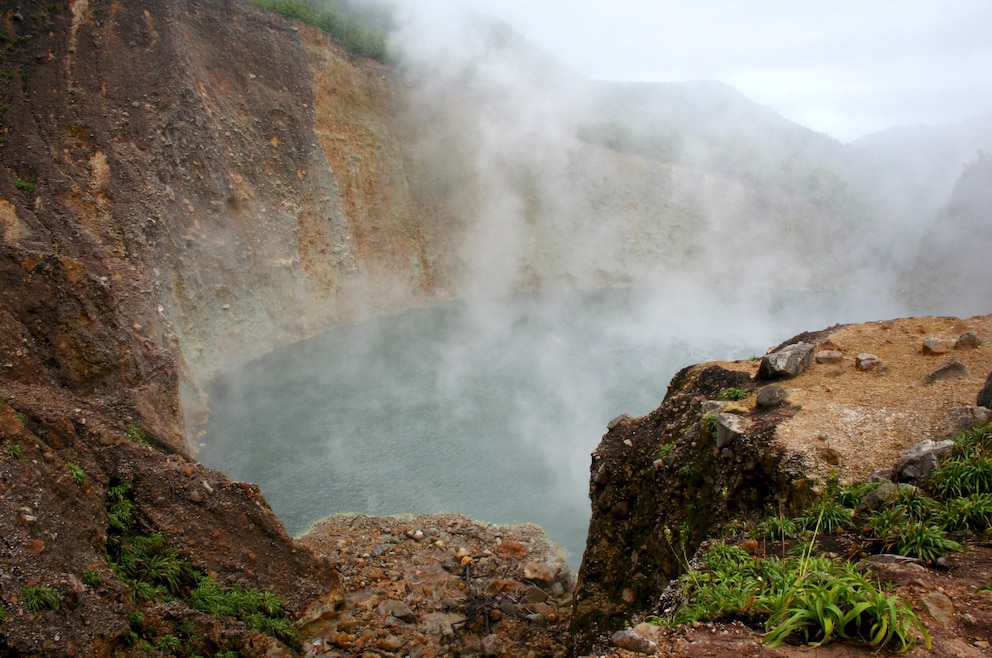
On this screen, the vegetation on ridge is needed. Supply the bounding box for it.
[250,0,389,60]
[652,422,992,651]
[106,482,300,652]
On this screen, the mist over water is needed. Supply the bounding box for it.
[199,286,912,564]
[197,3,991,567]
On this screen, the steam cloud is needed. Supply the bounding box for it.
[200,1,992,562]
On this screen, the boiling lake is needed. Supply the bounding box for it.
[198,287,912,564]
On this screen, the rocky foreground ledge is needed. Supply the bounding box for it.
[3,314,991,657]
[571,313,992,657]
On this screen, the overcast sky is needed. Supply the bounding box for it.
[403,0,992,143]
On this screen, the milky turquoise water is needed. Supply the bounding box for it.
[198,287,911,563]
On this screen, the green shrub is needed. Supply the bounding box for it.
[125,424,149,445]
[153,635,183,653]
[929,454,992,498]
[66,462,86,485]
[929,423,992,498]
[657,442,675,459]
[716,387,749,401]
[797,496,854,534]
[751,516,798,541]
[105,482,298,647]
[651,541,929,652]
[649,543,930,651]
[22,585,59,612]
[939,494,992,532]
[763,566,927,651]
[12,177,35,193]
[868,510,963,562]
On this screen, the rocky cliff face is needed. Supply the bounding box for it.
[0,1,450,653]
[570,315,992,655]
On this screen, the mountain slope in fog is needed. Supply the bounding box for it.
[905,151,992,314]
[850,111,992,235]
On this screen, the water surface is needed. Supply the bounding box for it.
[199,287,910,563]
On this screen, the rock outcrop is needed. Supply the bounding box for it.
[571,315,992,655]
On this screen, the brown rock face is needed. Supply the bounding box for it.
[0,1,445,653]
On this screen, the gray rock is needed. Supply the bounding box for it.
[700,400,730,417]
[940,406,992,438]
[819,446,841,465]
[868,468,893,482]
[922,338,950,355]
[894,439,956,482]
[378,599,417,623]
[758,342,814,380]
[979,371,992,408]
[924,357,971,384]
[482,634,501,657]
[756,385,788,409]
[919,591,955,627]
[607,413,632,430]
[815,349,844,364]
[716,413,750,449]
[611,629,657,655]
[857,482,917,512]
[955,331,982,349]
[856,353,880,371]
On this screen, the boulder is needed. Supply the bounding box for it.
[979,371,992,408]
[758,342,814,380]
[857,482,917,512]
[894,439,956,482]
[922,339,950,355]
[756,385,788,409]
[815,349,844,364]
[955,331,982,349]
[924,358,971,384]
[611,629,656,654]
[716,413,750,449]
[940,406,992,439]
[607,413,632,430]
[856,353,881,371]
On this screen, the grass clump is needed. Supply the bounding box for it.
[5,444,23,459]
[66,461,86,485]
[929,422,992,499]
[125,423,149,445]
[657,441,675,460]
[22,585,60,612]
[0,606,7,623]
[716,387,749,401]
[12,176,35,193]
[105,482,300,649]
[653,540,929,652]
[82,570,102,587]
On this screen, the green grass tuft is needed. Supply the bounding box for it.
[716,387,749,401]
[12,176,35,193]
[651,541,929,652]
[22,585,60,612]
[66,462,87,485]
